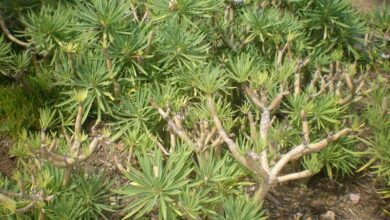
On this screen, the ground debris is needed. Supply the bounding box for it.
[320,210,335,220]
[0,135,15,177]
[349,193,360,205]
[265,172,388,220]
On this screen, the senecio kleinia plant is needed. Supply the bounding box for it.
[0,0,387,219]
[10,89,109,185]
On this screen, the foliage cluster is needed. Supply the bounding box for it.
[0,0,388,219]
[359,76,390,214]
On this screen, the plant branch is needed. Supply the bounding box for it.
[268,90,289,111]
[15,202,35,214]
[71,104,83,153]
[247,111,257,140]
[130,2,140,22]
[114,155,127,173]
[338,72,356,105]
[259,107,270,140]
[272,128,351,177]
[41,136,102,167]
[259,107,270,172]
[309,68,321,90]
[0,12,28,47]
[276,42,290,66]
[244,86,264,109]
[208,96,252,171]
[151,101,196,151]
[245,151,269,179]
[294,58,309,97]
[277,170,313,183]
[301,110,310,144]
[149,133,169,156]
[204,126,217,147]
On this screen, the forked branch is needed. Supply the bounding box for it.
[37,102,106,186]
[208,96,269,178]
[151,101,225,153]
[208,96,352,203]
[151,101,196,151]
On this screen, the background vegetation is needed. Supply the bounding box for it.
[0,0,389,219]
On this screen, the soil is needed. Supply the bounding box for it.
[78,140,130,188]
[265,172,389,220]
[0,135,16,177]
[351,0,390,12]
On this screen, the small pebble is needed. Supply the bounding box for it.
[294,212,302,220]
[320,210,335,220]
[116,142,125,151]
[349,193,360,204]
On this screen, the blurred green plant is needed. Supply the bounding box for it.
[0,81,47,136]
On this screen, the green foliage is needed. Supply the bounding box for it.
[288,0,367,57]
[10,130,41,158]
[77,0,130,38]
[46,195,85,220]
[115,148,192,219]
[0,176,20,216]
[303,153,323,174]
[193,153,245,194]
[373,5,390,32]
[110,90,159,141]
[71,173,115,219]
[356,77,390,214]
[226,53,265,83]
[244,7,302,46]
[0,0,387,218]
[185,98,236,132]
[176,187,218,219]
[216,195,267,220]
[56,55,115,122]
[148,0,224,22]
[109,25,149,77]
[21,5,76,55]
[365,132,390,181]
[156,20,209,70]
[149,83,188,111]
[0,36,11,71]
[285,94,345,130]
[0,82,46,135]
[119,129,156,152]
[0,166,114,219]
[361,79,390,181]
[8,52,31,75]
[319,137,361,179]
[180,63,228,95]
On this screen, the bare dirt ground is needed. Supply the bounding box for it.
[351,0,390,12]
[0,135,15,177]
[265,172,388,220]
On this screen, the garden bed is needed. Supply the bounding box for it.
[0,0,389,219]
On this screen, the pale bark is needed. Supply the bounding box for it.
[0,13,28,47]
[277,170,313,183]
